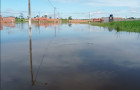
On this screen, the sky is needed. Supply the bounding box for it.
[1,0,140,19]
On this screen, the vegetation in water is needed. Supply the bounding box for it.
[90,21,140,33]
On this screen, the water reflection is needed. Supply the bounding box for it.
[29,27,48,87]
[33,22,60,28]
[29,27,34,86]
[3,23,16,27]
[0,23,3,30]
[1,23,140,90]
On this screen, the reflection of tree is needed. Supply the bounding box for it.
[108,27,113,32]
[68,24,72,27]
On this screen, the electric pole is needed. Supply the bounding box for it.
[28,0,31,29]
[89,12,91,20]
[54,7,56,19]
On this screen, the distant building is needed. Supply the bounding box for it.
[114,17,124,21]
[32,17,60,23]
[93,18,103,22]
[103,17,109,23]
[68,19,92,23]
[103,17,124,23]
[109,14,114,22]
[3,17,15,23]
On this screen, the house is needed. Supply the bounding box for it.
[103,17,124,23]
[93,18,103,22]
[3,17,15,23]
[114,17,124,21]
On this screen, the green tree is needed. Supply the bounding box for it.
[44,15,47,18]
[68,16,72,20]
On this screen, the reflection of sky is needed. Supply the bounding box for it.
[1,23,140,90]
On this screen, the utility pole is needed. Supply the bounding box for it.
[28,0,31,29]
[89,12,91,20]
[39,11,40,17]
[54,7,56,19]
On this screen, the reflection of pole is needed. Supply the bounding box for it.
[55,26,56,37]
[28,0,31,29]
[88,24,91,32]
[29,28,34,86]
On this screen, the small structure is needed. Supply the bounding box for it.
[103,17,109,23]
[109,14,114,22]
[3,17,15,23]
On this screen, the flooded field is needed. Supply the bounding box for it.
[1,23,140,90]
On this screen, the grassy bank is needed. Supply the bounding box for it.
[90,21,140,33]
[61,19,68,23]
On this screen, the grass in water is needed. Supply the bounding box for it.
[90,21,140,33]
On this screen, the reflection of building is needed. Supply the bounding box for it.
[0,23,3,30]
[3,23,16,27]
[33,22,60,27]
[0,15,3,30]
[3,17,15,23]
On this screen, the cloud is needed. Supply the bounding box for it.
[52,0,140,8]
[85,0,140,8]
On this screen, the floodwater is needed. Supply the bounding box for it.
[1,23,140,90]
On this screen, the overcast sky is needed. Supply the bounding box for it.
[1,0,140,19]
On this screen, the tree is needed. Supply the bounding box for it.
[68,16,72,20]
[36,15,39,18]
[19,13,24,19]
[128,17,135,19]
[49,17,52,19]
[44,15,47,18]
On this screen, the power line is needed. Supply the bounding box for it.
[48,0,55,8]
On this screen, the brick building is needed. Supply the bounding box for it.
[3,17,15,23]
[32,17,60,23]
[68,19,92,23]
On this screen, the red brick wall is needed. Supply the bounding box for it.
[68,19,92,23]
[93,18,103,22]
[3,17,15,23]
[32,17,60,23]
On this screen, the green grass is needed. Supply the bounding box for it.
[15,18,27,22]
[61,19,68,23]
[90,21,140,33]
